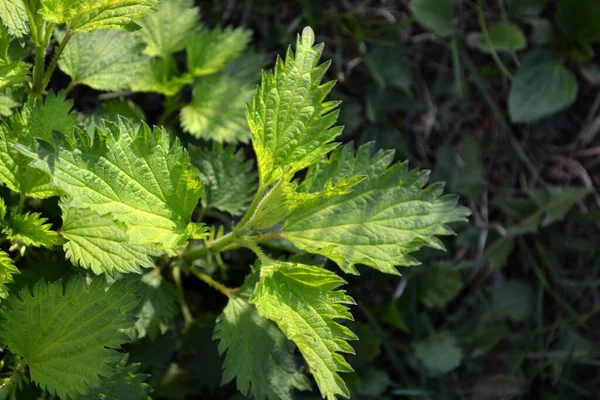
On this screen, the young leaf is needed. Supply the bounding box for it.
[215,271,310,400]
[181,73,254,143]
[18,118,203,252]
[0,93,75,198]
[61,201,162,276]
[0,59,28,89]
[0,276,140,399]
[29,91,78,142]
[282,143,471,275]
[3,212,62,249]
[128,269,178,339]
[58,29,149,91]
[188,144,256,216]
[40,0,157,32]
[247,26,342,186]
[0,0,29,37]
[137,0,200,58]
[251,261,357,400]
[0,250,18,299]
[468,22,527,53]
[186,26,251,76]
[86,355,151,400]
[0,93,19,116]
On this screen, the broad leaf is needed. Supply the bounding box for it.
[282,143,470,275]
[3,212,62,249]
[128,270,178,339]
[247,26,342,186]
[412,332,463,376]
[509,50,578,123]
[40,0,157,32]
[188,144,256,216]
[251,261,356,400]
[215,271,310,400]
[0,250,18,299]
[58,29,148,91]
[0,276,140,399]
[87,355,151,400]
[0,0,29,37]
[61,200,162,276]
[137,0,199,58]
[187,26,251,76]
[0,93,75,198]
[418,263,462,308]
[181,73,253,142]
[18,118,203,253]
[410,0,455,37]
[557,0,600,44]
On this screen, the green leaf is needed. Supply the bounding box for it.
[128,270,177,340]
[18,118,203,253]
[507,0,548,17]
[40,0,157,32]
[418,263,462,309]
[0,276,140,399]
[86,355,151,400]
[0,59,28,89]
[282,143,470,275]
[61,200,162,276]
[509,50,578,123]
[0,94,76,198]
[187,26,251,76]
[129,56,191,96]
[487,238,514,271]
[58,29,149,91]
[364,45,412,93]
[214,271,310,400]
[29,91,78,143]
[412,332,463,376]
[180,73,254,143]
[3,211,62,249]
[188,144,256,216]
[247,26,342,186]
[251,261,357,400]
[137,0,199,58]
[0,250,18,299]
[0,93,18,116]
[469,22,527,53]
[410,0,455,37]
[0,0,29,37]
[530,186,592,226]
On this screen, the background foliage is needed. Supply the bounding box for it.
[0,0,599,399]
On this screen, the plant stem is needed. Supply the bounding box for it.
[183,231,241,261]
[172,266,194,326]
[234,185,266,236]
[477,0,512,79]
[187,267,236,298]
[29,44,46,105]
[41,29,74,91]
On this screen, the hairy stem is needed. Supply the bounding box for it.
[183,231,241,260]
[187,267,236,298]
[41,29,74,92]
[172,266,194,326]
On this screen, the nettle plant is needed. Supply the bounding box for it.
[0,1,469,400]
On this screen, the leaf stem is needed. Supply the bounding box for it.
[476,0,512,79]
[172,266,194,326]
[41,29,74,92]
[234,185,267,236]
[187,267,236,298]
[182,231,241,260]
